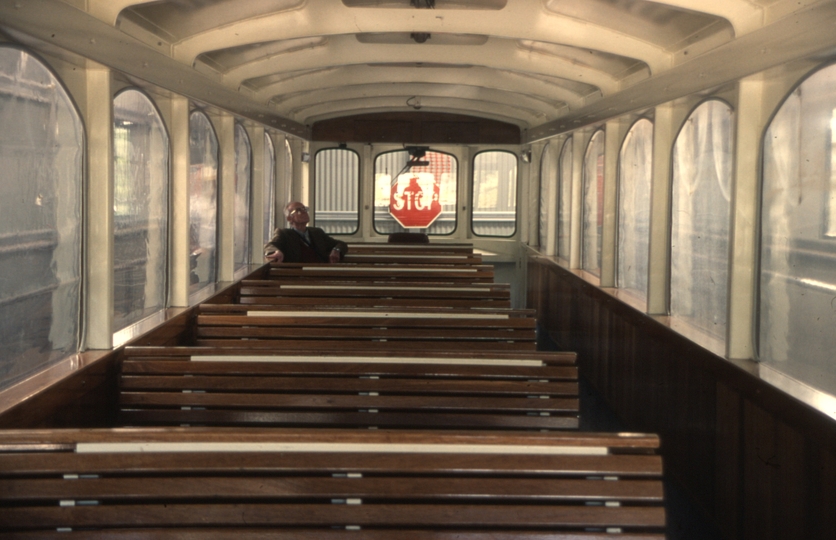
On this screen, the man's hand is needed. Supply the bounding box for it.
[329,248,341,263]
[265,249,284,263]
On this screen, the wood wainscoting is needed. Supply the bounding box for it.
[527,251,836,540]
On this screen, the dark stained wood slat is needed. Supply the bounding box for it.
[0,451,663,477]
[343,255,483,264]
[118,393,580,413]
[0,504,666,530]
[118,410,578,430]
[238,288,510,299]
[119,376,572,395]
[2,530,664,540]
[121,360,578,379]
[1,476,663,502]
[238,297,512,308]
[196,315,535,329]
[193,339,537,351]
[194,327,533,340]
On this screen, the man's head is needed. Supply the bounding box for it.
[285,201,310,231]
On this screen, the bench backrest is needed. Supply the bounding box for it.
[119,348,578,430]
[0,428,666,538]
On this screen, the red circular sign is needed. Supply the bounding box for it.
[389,175,442,228]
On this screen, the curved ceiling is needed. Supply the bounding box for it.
[3,0,836,141]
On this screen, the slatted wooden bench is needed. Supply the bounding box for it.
[238,281,511,311]
[118,347,578,430]
[0,428,666,538]
[193,311,535,350]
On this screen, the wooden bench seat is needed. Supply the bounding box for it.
[192,311,535,351]
[118,348,578,430]
[0,428,666,538]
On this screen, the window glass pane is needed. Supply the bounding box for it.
[558,139,573,261]
[473,151,517,237]
[0,47,83,390]
[263,133,276,245]
[374,150,457,235]
[582,131,605,275]
[617,119,653,302]
[760,65,836,393]
[671,100,733,338]
[314,148,359,234]
[234,123,251,268]
[188,111,218,292]
[113,90,169,331]
[538,143,552,249]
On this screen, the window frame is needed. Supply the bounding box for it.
[470,149,519,238]
[313,146,362,236]
[372,148,459,237]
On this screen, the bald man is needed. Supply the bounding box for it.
[263,201,348,263]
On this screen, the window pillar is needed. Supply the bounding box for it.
[168,96,190,307]
[601,119,625,287]
[85,65,114,349]
[249,125,266,264]
[215,112,235,282]
[727,76,766,359]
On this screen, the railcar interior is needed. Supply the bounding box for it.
[3,0,836,538]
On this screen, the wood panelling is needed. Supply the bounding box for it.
[528,253,836,540]
[312,112,520,144]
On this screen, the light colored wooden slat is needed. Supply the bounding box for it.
[76,442,608,455]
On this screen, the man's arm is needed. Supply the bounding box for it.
[264,230,287,262]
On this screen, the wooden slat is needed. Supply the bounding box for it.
[2,531,665,540]
[238,296,512,308]
[193,340,535,351]
[0,504,666,529]
[119,376,571,395]
[120,360,577,378]
[121,346,578,365]
[119,410,578,430]
[119,392,579,413]
[197,315,534,329]
[1,476,663,502]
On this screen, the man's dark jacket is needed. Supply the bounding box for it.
[264,227,348,263]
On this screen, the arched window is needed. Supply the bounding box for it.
[234,123,252,269]
[582,130,605,275]
[760,63,836,392]
[188,111,219,292]
[373,150,458,235]
[0,47,83,390]
[472,150,517,237]
[538,143,553,249]
[670,100,733,338]
[263,132,276,245]
[112,89,169,331]
[558,138,573,261]
[617,119,653,302]
[314,148,360,234]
